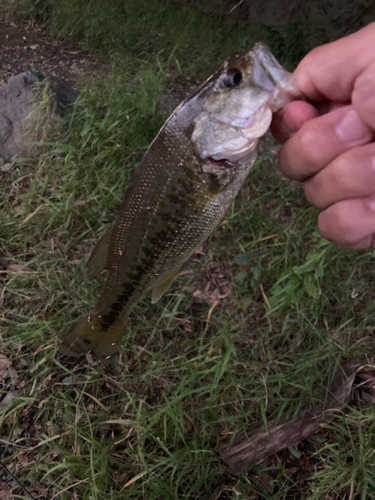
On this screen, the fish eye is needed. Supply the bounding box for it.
[222,69,242,89]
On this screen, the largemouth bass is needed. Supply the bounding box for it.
[59,43,299,359]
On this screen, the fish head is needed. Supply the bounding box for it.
[192,43,300,166]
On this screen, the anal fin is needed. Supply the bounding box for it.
[151,268,180,304]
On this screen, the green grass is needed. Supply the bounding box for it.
[1,0,375,498]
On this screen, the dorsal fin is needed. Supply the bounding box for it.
[86,225,114,280]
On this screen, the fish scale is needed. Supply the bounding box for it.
[59,43,299,359]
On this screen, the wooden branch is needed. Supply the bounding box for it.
[216,360,362,475]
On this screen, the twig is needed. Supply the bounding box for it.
[22,203,49,224]
[217,361,363,474]
[260,283,271,310]
[228,0,244,14]
[0,270,37,274]
[50,477,90,500]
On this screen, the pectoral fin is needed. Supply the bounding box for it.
[86,225,114,280]
[151,269,180,303]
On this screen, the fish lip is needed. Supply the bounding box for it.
[206,157,238,169]
[208,137,258,162]
[205,142,259,170]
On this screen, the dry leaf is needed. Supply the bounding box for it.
[0,482,12,500]
[0,392,19,412]
[153,377,171,389]
[33,484,49,499]
[0,355,10,371]
[5,264,35,274]
[17,453,28,467]
[257,473,274,493]
[285,467,299,475]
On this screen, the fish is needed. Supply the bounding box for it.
[59,43,299,359]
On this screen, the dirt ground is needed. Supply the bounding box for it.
[0,18,109,86]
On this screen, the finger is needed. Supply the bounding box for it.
[318,196,375,249]
[304,142,375,209]
[278,105,374,182]
[352,60,375,130]
[271,101,319,143]
[294,22,375,102]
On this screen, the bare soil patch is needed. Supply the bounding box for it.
[0,18,109,85]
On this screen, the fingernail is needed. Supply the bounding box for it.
[335,110,371,144]
[370,199,375,211]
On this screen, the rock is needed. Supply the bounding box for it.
[0,71,79,161]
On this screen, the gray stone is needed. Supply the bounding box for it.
[0,71,79,161]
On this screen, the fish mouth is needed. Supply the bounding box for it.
[207,137,258,167]
[192,105,272,166]
[201,142,259,176]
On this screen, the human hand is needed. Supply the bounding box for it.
[271,23,375,249]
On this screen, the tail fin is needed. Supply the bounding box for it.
[58,314,127,359]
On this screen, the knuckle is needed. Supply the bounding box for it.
[277,147,298,180]
[304,180,316,206]
[277,148,289,177]
[319,205,358,246]
[304,178,325,209]
[352,62,375,127]
[317,212,334,242]
[353,74,371,106]
[298,124,322,168]
[332,208,358,244]
[299,46,324,71]
[330,156,347,191]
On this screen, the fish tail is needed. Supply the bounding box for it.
[58,314,127,359]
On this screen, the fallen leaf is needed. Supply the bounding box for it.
[153,377,171,389]
[0,392,19,412]
[85,353,94,364]
[33,484,49,499]
[5,264,35,274]
[61,375,80,385]
[285,467,299,475]
[0,482,12,500]
[0,355,10,371]
[257,473,274,493]
[7,367,18,382]
[17,454,28,467]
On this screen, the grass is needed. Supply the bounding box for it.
[1,0,375,498]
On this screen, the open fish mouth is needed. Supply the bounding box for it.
[206,148,256,169]
[192,104,272,166]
